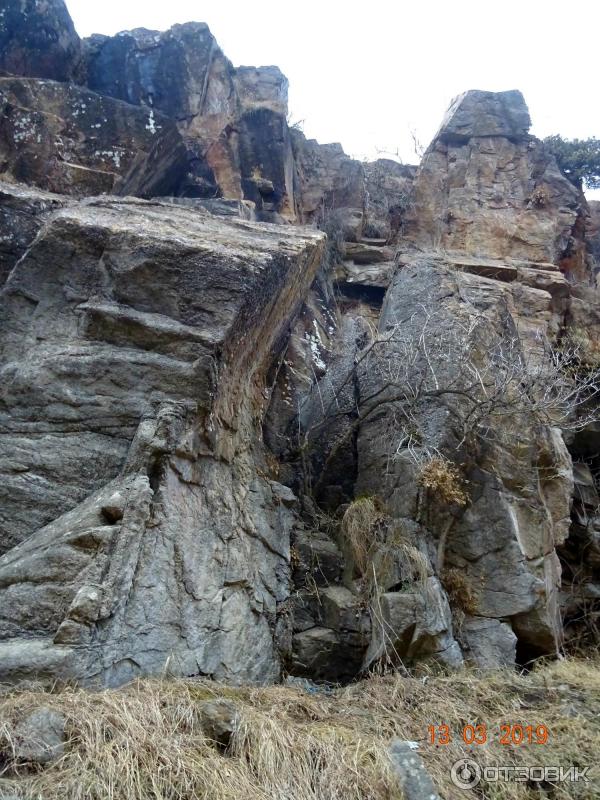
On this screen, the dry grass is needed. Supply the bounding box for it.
[1,658,599,799]
[419,457,469,507]
[441,568,478,616]
[339,496,387,577]
[340,500,429,597]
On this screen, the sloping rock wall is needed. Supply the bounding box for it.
[0,195,324,686]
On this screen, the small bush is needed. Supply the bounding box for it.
[418,458,468,507]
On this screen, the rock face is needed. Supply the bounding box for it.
[0,0,82,82]
[84,25,296,216]
[0,9,414,223]
[404,90,588,276]
[82,24,411,229]
[0,77,187,197]
[0,195,324,685]
[1,0,600,687]
[267,90,598,678]
[355,257,572,662]
[289,135,415,241]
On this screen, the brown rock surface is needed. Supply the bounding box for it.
[404,90,587,271]
[84,25,296,216]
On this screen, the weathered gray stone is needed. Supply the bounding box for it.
[0,194,324,686]
[572,463,599,509]
[354,257,573,662]
[12,706,66,765]
[389,739,440,800]
[0,181,67,286]
[292,529,344,587]
[364,578,462,671]
[290,627,342,680]
[320,585,368,633]
[101,492,126,524]
[199,699,240,749]
[462,617,517,668]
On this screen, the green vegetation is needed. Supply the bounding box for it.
[544,135,600,190]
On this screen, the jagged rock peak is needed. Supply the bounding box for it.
[434,88,532,144]
[0,0,82,81]
[84,22,230,118]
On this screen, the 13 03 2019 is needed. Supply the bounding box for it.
[427,723,549,746]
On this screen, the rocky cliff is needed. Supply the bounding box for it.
[0,0,599,687]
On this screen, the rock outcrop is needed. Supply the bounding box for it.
[84,25,296,217]
[404,90,589,279]
[266,91,599,678]
[0,195,323,685]
[0,1,599,687]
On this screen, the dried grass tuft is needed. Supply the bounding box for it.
[339,496,387,577]
[441,567,478,615]
[418,457,468,507]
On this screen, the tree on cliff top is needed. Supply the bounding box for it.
[544,135,600,190]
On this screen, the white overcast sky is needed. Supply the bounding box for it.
[66,0,600,197]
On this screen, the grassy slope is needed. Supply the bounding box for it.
[0,658,598,799]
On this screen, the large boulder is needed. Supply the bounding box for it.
[435,89,531,143]
[0,194,324,686]
[0,0,82,82]
[0,77,187,197]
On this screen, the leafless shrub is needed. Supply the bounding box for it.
[300,305,600,476]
